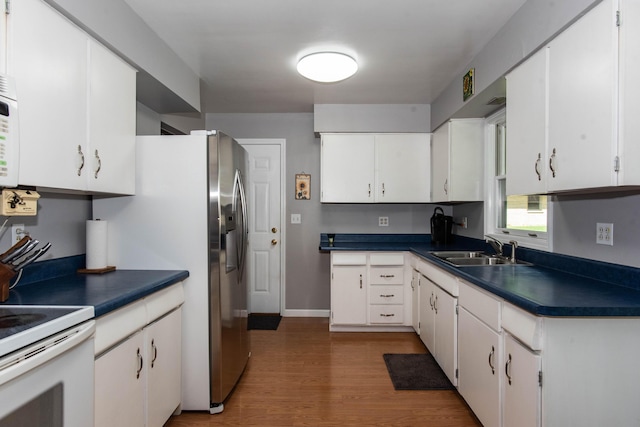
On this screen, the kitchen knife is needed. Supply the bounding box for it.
[8,239,40,266]
[1,237,35,264]
[13,242,51,270]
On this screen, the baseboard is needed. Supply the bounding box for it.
[282,309,330,318]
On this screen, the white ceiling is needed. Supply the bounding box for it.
[123,0,526,113]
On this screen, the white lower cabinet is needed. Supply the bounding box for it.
[94,284,184,427]
[458,307,501,427]
[411,268,420,333]
[330,252,411,331]
[503,333,541,427]
[418,261,458,385]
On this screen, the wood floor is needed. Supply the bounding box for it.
[165,317,481,427]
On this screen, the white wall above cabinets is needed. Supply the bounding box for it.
[506,0,640,196]
[431,119,484,202]
[9,0,136,195]
[320,133,430,203]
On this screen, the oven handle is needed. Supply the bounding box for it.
[0,320,95,387]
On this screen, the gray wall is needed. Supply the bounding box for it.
[0,193,91,261]
[206,113,449,312]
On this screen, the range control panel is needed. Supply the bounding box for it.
[0,74,18,188]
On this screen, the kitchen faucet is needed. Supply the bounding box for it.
[509,240,518,263]
[485,235,503,257]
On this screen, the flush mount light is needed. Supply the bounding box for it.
[297,52,358,83]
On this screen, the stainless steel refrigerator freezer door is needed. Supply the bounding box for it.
[209,133,250,408]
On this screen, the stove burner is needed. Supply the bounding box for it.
[0,313,47,329]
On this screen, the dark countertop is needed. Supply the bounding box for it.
[2,255,189,317]
[321,234,640,317]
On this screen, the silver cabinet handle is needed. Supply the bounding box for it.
[359,274,362,289]
[549,148,557,178]
[434,295,438,314]
[136,348,144,379]
[488,346,496,375]
[151,339,158,368]
[368,184,371,197]
[380,294,395,298]
[505,353,512,385]
[382,183,385,196]
[535,153,542,181]
[444,179,448,195]
[380,313,395,317]
[77,145,85,176]
[379,274,395,278]
[94,149,102,179]
[429,292,434,309]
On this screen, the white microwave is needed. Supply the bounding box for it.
[0,74,19,188]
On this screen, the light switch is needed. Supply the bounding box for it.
[291,214,301,224]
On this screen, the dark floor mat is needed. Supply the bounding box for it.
[383,353,454,390]
[247,314,281,330]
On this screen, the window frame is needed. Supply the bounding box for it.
[483,108,553,251]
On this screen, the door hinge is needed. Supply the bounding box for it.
[5,0,10,14]
[455,305,459,315]
[455,368,459,379]
[538,370,543,387]
[616,10,621,27]
[614,156,620,172]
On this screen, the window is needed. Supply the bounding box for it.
[484,109,551,250]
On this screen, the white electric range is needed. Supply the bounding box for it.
[0,305,95,426]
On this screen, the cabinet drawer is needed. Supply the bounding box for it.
[369,305,404,324]
[369,253,404,266]
[459,280,502,332]
[369,285,404,305]
[502,303,543,351]
[332,252,367,265]
[369,266,404,285]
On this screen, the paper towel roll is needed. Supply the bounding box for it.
[86,220,108,269]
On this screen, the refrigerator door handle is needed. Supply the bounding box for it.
[234,169,249,281]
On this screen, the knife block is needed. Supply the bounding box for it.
[0,263,16,302]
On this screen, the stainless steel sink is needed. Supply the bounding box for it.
[430,251,486,259]
[430,251,532,267]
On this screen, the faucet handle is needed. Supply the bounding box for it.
[508,240,518,262]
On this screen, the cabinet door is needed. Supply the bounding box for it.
[331,265,367,325]
[434,287,457,386]
[88,40,136,194]
[418,275,435,352]
[619,0,640,185]
[146,308,182,427]
[503,334,541,427]
[411,269,420,333]
[547,0,618,191]
[95,330,145,427]
[458,307,501,427]
[375,134,430,202]
[321,134,375,202]
[506,48,548,196]
[431,124,449,202]
[11,0,88,190]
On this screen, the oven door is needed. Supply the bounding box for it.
[0,320,95,427]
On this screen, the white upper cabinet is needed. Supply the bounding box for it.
[506,48,548,196]
[321,133,430,203]
[9,0,136,194]
[546,0,618,192]
[431,119,484,202]
[507,0,633,195]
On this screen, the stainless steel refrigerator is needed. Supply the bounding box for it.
[93,130,250,413]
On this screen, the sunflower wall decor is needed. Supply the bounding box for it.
[295,173,311,200]
[463,68,475,101]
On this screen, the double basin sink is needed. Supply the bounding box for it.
[430,251,532,267]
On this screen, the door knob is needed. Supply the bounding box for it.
[271,239,278,245]
[272,227,278,233]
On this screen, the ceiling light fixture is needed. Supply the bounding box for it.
[297,52,358,83]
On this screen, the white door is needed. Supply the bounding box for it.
[239,140,284,314]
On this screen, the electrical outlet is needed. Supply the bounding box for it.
[291,213,301,224]
[11,224,25,243]
[378,217,389,227]
[596,222,613,246]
